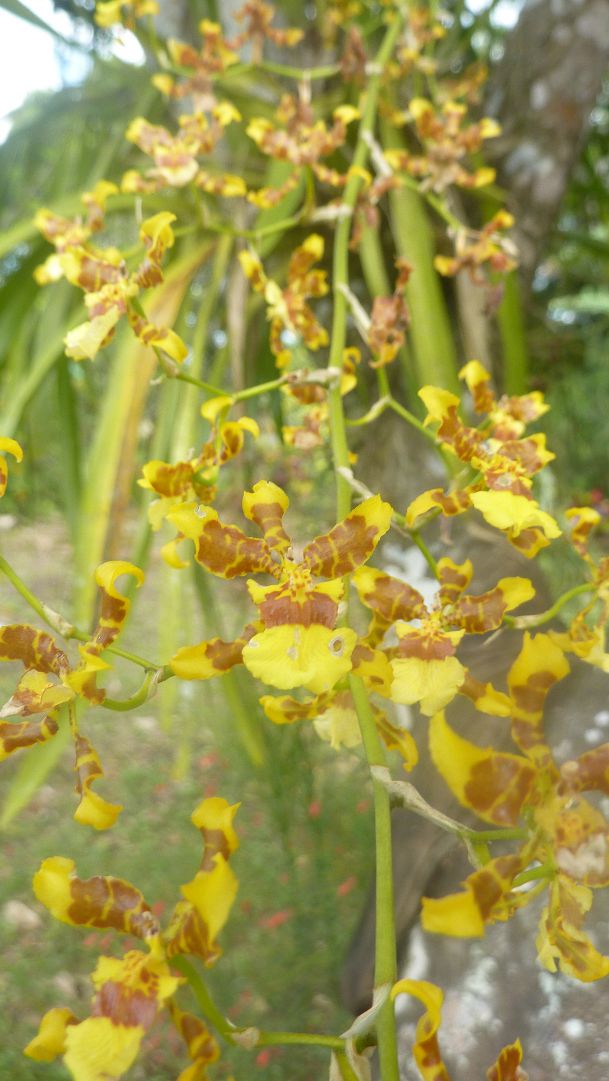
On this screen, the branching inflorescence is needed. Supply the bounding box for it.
[2,3,609,1080]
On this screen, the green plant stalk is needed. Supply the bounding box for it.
[0,554,159,670]
[386,395,440,447]
[173,371,289,400]
[174,957,348,1053]
[334,1050,362,1081]
[0,553,72,634]
[103,669,159,711]
[507,581,595,628]
[465,826,527,843]
[169,370,225,395]
[387,395,459,479]
[255,1031,344,1050]
[512,863,553,888]
[172,956,234,1037]
[407,528,439,578]
[498,270,529,394]
[349,676,399,1081]
[218,669,266,766]
[324,19,404,1079]
[229,59,341,81]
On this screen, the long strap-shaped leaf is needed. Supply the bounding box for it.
[381,120,459,393]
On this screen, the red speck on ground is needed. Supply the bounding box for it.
[256,1048,283,1067]
[198,752,220,769]
[258,908,294,930]
[337,875,357,897]
[308,800,322,817]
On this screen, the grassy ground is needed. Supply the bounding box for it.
[0,518,377,1081]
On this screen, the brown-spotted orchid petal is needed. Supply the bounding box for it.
[421,854,525,938]
[302,494,392,578]
[167,503,276,578]
[429,711,537,827]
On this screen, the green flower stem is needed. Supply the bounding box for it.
[174,957,348,1059]
[408,528,439,578]
[102,669,160,711]
[328,10,405,522]
[420,185,464,234]
[234,376,287,402]
[172,956,235,1038]
[171,370,225,396]
[255,1031,344,1050]
[172,371,336,405]
[81,638,159,671]
[371,769,528,870]
[345,397,391,427]
[228,59,341,81]
[387,396,458,477]
[386,396,437,445]
[512,864,553,888]
[464,826,528,843]
[0,554,159,671]
[201,212,306,242]
[323,21,405,1079]
[507,582,595,629]
[0,554,73,636]
[349,676,399,1081]
[334,1051,363,1081]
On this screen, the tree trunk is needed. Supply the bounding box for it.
[486,0,609,284]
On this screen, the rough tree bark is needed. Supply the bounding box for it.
[486,0,609,284]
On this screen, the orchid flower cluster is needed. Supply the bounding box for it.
[2,3,609,1081]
